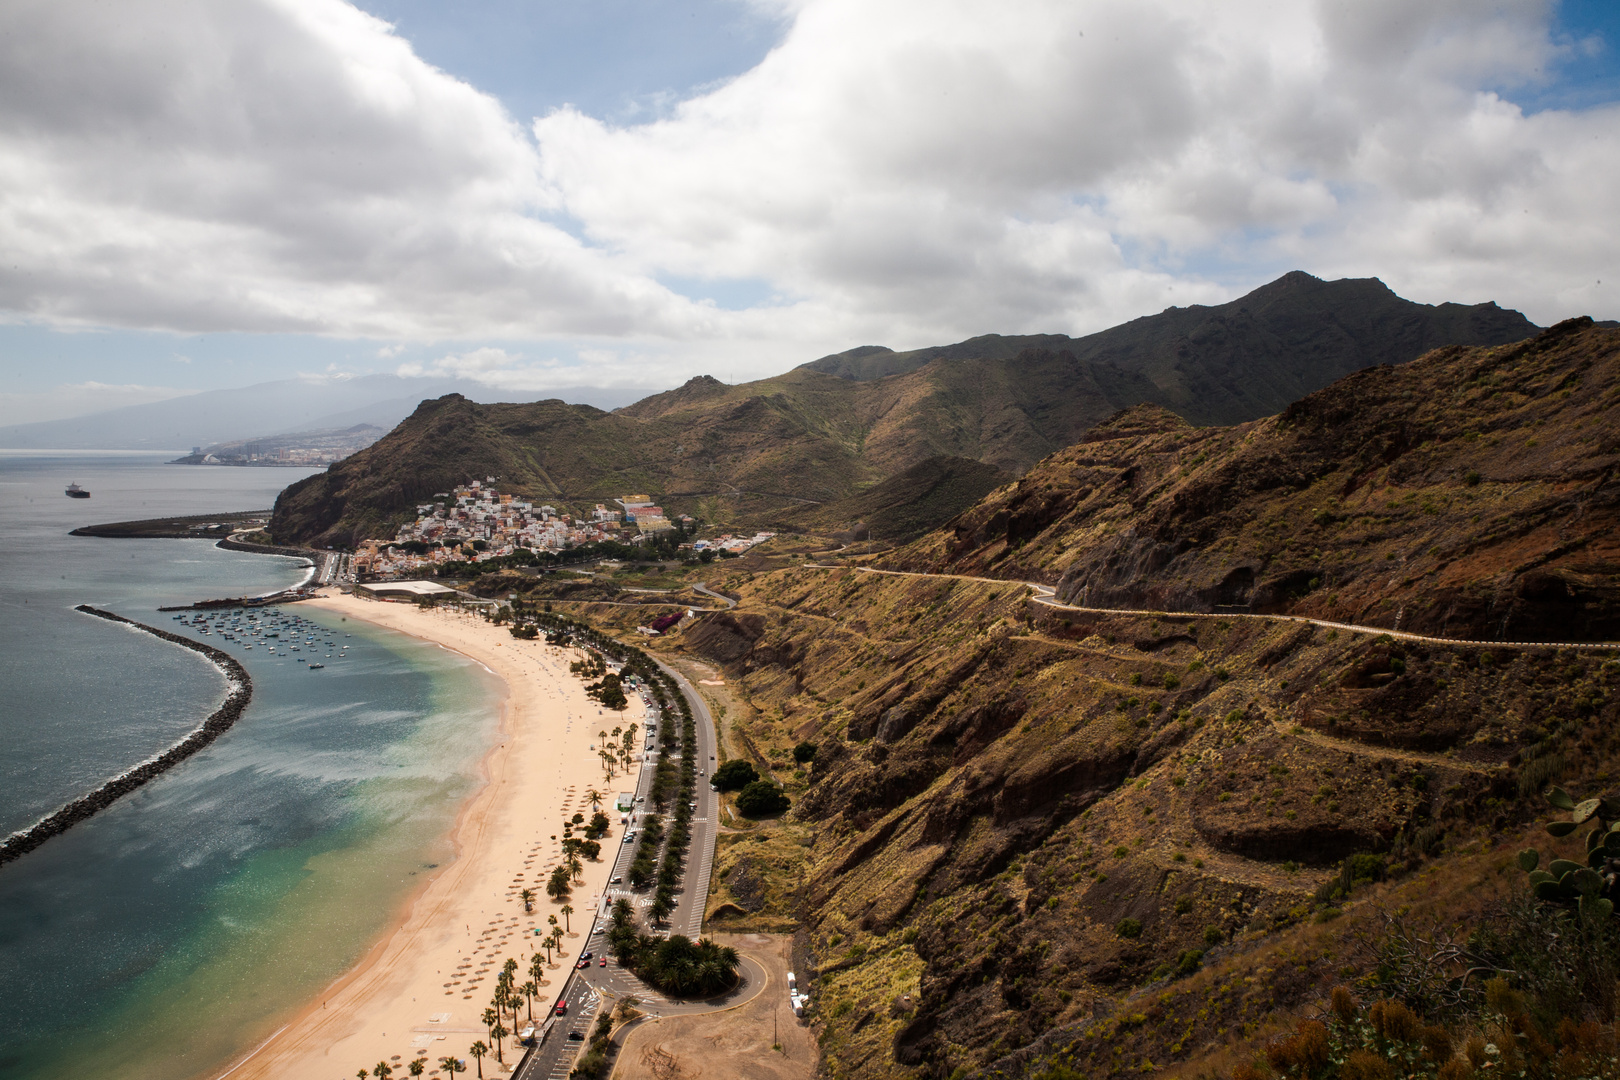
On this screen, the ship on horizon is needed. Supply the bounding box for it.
[65,483,90,499]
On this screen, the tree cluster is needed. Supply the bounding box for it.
[604,898,741,997]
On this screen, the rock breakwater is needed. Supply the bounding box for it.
[0,606,253,868]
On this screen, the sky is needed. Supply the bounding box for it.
[1,0,1618,426]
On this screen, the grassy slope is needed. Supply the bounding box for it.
[777,456,1016,542]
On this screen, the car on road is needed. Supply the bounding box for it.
[554,1000,567,1015]
[581,951,592,960]
[577,958,591,969]
[611,876,622,884]
[567,1031,584,1041]
[599,957,608,967]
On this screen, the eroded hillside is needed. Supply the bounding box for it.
[894,318,1620,643]
[640,563,1617,1080]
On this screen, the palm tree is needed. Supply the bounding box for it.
[357,1071,369,1080]
[541,935,554,966]
[529,952,544,987]
[520,888,534,912]
[502,958,521,1026]
[566,853,583,884]
[469,1040,488,1080]
[374,1062,394,1080]
[521,979,538,1020]
[491,1020,508,1062]
[408,1059,427,1077]
[586,788,603,813]
[439,1055,465,1077]
[481,1007,498,1047]
[650,894,673,925]
[560,904,574,934]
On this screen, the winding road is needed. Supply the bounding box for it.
[819,565,1620,652]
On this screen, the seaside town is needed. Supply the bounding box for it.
[351,479,775,579]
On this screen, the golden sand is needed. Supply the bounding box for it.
[220,592,642,1079]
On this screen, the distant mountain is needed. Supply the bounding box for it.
[0,375,657,451]
[271,273,1539,547]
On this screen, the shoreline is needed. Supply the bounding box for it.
[217,590,643,1080]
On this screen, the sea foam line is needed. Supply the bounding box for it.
[0,606,253,868]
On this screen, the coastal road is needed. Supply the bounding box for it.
[650,658,720,940]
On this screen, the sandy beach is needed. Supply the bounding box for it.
[221,591,643,1080]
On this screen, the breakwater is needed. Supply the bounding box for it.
[0,606,253,868]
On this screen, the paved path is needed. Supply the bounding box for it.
[691,582,738,610]
[814,565,1620,652]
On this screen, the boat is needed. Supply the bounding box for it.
[65,483,90,499]
[308,663,324,669]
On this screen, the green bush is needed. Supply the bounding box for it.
[1115,918,1143,939]
[711,759,760,791]
[792,741,818,764]
[734,780,791,818]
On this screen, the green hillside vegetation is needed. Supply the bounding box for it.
[776,455,1015,542]
[269,273,1534,548]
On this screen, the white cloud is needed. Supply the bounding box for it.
[397,345,681,393]
[0,0,1616,384]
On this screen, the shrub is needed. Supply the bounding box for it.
[734,780,791,818]
[711,759,760,791]
[1115,918,1143,939]
[1203,926,1223,946]
[792,741,818,764]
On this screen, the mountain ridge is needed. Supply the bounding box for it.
[270,272,1538,547]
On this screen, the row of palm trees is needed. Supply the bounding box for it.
[354,941,574,1080]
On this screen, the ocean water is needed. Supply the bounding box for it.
[0,453,502,1080]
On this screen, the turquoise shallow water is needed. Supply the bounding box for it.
[0,454,502,1080]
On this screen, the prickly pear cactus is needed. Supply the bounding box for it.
[1517,786,1620,920]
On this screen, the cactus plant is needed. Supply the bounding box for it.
[1517,786,1620,919]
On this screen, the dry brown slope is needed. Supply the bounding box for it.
[639,559,1618,1080]
[893,317,1620,644]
